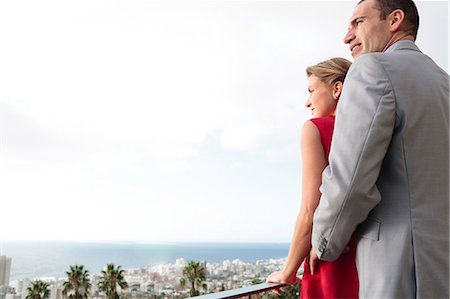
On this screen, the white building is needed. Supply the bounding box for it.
[175,258,186,267]
[0,256,12,299]
[0,256,12,287]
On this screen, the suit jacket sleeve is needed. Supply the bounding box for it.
[312,54,396,261]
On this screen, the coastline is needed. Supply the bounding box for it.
[2,241,290,281]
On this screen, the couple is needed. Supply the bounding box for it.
[268,0,449,298]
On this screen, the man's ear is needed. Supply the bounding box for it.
[388,9,405,33]
[332,81,343,100]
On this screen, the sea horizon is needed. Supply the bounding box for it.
[1,240,290,281]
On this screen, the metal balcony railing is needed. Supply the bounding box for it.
[195,282,287,299]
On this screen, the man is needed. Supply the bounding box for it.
[311,0,449,298]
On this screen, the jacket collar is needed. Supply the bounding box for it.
[385,40,421,53]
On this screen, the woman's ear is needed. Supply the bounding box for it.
[332,81,343,100]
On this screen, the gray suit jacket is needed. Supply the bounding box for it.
[312,41,449,298]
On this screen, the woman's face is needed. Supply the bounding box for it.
[305,75,338,117]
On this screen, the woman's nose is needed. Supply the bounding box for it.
[305,100,311,108]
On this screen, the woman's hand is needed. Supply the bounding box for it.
[267,270,299,284]
[266,270,301,295]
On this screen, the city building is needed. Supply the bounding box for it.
[0,256,12,299]
[0,256,12,287]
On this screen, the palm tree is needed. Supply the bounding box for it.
[179,260,207,297]
[62,264,92,299]
[25,280,50,299]
[98,263,128,299]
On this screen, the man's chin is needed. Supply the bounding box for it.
[352,51,363,59]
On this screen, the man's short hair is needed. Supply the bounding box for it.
[359,0,419,40]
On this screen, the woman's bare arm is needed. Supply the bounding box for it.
[267,120,328,284]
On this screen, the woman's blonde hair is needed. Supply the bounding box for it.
[306,58,352,86]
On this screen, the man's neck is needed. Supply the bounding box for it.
[382,33,415,52]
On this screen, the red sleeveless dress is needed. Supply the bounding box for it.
[300,116,359,299]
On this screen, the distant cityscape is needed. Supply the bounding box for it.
[0,255,302,299]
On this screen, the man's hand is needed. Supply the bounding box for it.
[307,248,319,275]
[306,245,350,275]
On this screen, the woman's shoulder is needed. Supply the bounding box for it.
[301,120,323,150]
[301,119,320,139]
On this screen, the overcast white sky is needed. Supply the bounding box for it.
[0,0,448,243]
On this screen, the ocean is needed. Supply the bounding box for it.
[1,241,289,281]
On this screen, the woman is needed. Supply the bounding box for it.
[267,58,358,298]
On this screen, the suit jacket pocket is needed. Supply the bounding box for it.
[357,218,381,241]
